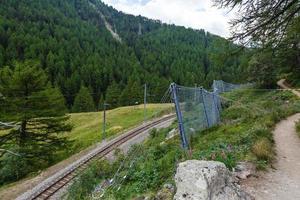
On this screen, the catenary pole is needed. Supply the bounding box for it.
[144,84,147,123]
[103,102,109,139]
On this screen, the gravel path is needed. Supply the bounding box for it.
[242,114,300,199]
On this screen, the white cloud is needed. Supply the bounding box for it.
[102,0,235,38]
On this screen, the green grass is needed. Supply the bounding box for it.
[0,104,172,155]
[66,89,300,199]
[0,104,172,187]
[190,89,300,168]
[65,104,172,154]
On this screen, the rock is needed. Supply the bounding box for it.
[163,183,175,193]
[154,183,175,200]
[233,162,256,180]
[166,128,178,140]
[155,187,173,200]
[174,160,253,200]
[133,196,147,200]
[134,195,153,200]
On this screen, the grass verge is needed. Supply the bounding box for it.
[67,89,300,199]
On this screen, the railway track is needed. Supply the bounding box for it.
[18,114,175,200]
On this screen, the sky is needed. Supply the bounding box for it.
[102,0,236,38]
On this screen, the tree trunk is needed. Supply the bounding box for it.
[19,120,27,146]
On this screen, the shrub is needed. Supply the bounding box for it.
[0,148,32,186]
[67,159,113,200]
[252,138,273,161]
[222,105,251,121]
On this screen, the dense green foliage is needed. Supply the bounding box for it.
[67,89,300,199]
[72,86,95,112]
[275,16,300,86]
[0,60,71,185]
[0,0,249,110]
[215,0,300,87]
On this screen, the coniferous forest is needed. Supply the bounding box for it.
[0,0,250,111]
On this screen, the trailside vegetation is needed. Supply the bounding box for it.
[67,89,300,199]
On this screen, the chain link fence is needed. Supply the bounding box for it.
[171,80,250,149]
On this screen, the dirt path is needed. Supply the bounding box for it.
[242,80,300,199]
[242,113,300,199]
[242,79,300,200]
[277,79,300,97]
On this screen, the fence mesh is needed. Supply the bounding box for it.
[212,80,252,93]
[171,80,250,149]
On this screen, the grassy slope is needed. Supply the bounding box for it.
[67,89,300,200]
[191,89,300,168]
[0,104,172,188]
[65,104,172,153]
[0,104,171,153]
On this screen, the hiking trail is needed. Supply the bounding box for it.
[242,80,300,199]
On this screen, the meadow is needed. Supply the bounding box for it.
[0,104,172,187]
[66,104,173,153]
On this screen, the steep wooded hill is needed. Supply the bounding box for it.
[0,0,250,109]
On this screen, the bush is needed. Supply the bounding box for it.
[222,105,251,121]
[197,143,238,170]
[252,138,273,161]
[0,148,32,185]
[67,159,112,200]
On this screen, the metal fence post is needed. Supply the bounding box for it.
[201,88,210,127]
[171,83,188,149]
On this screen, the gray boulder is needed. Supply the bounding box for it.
[233,162,256,180]
[174,160,253,200]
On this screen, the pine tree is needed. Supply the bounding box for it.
[119,78,143,106]
[72,86,95,113]
[0,45,4,67]
[0,60,71,179]
[247,50,276,88]
[105,81,121,108]
[98,95,105,111]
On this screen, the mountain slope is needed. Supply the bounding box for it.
[0,0,250,109]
